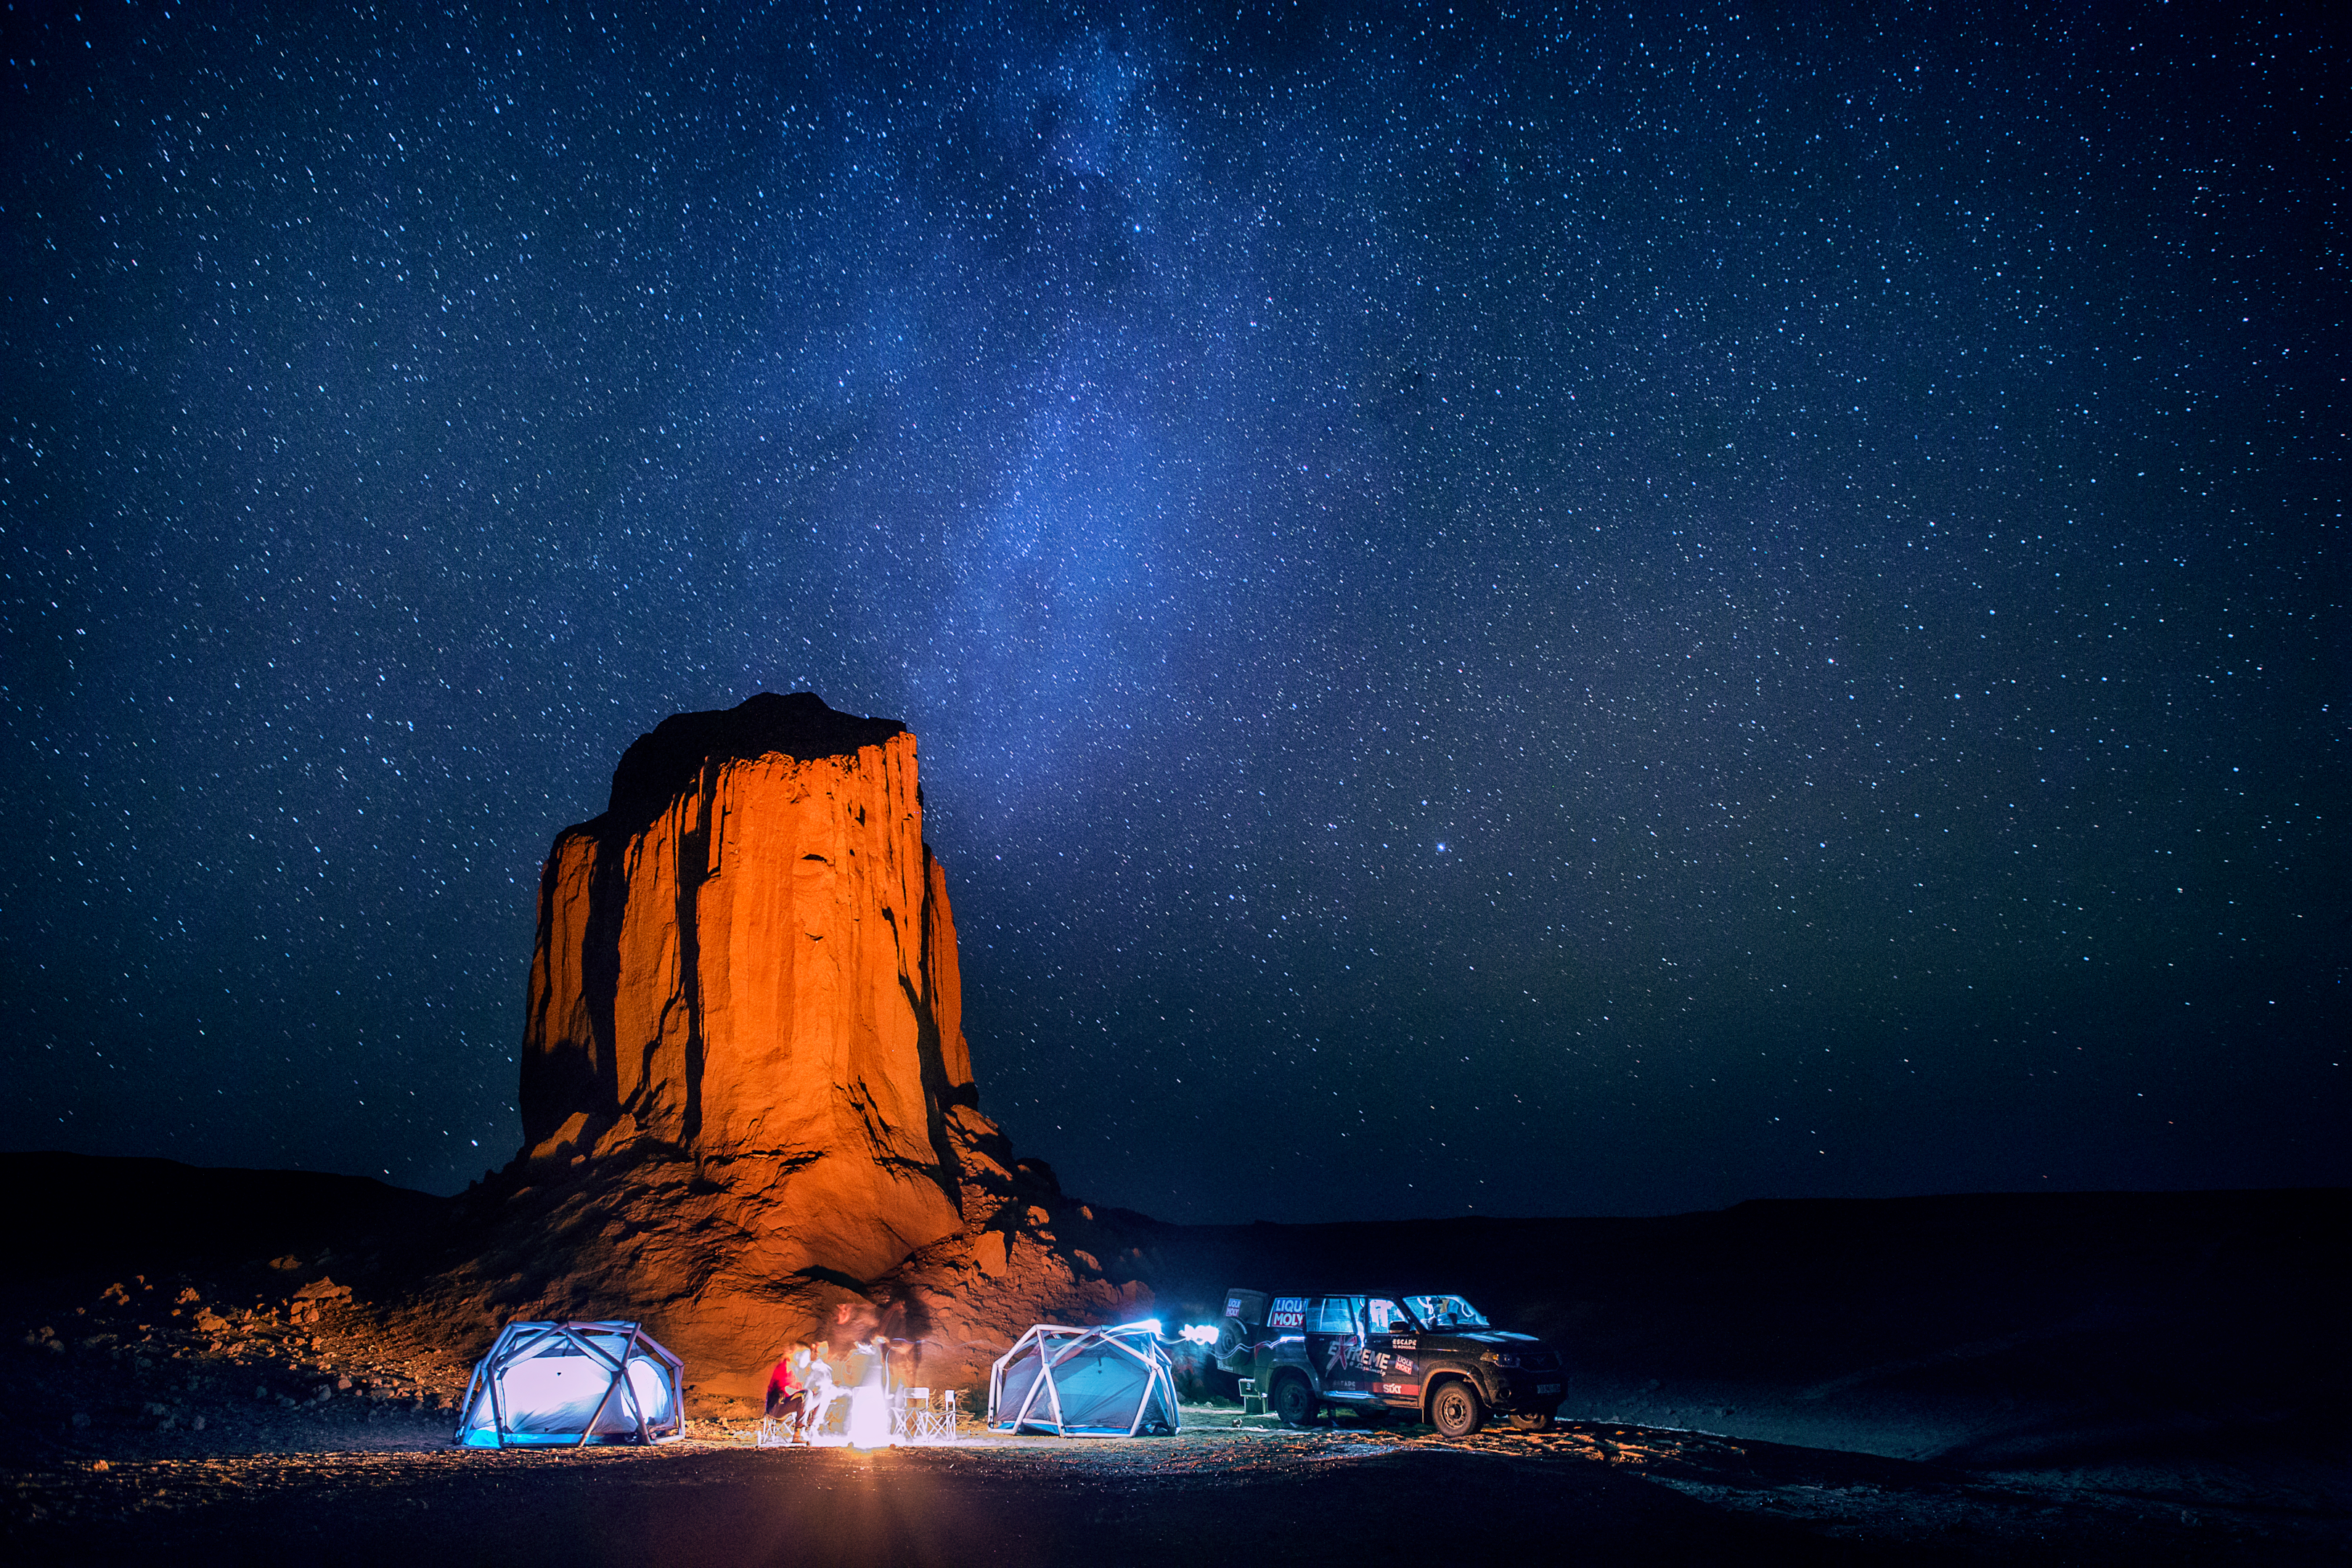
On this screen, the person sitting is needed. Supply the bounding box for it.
[797,1346,837,1442]
[765,1345,807,1441]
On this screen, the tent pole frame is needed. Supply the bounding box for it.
[459,1320,685,1449]
[571,1321,635,1447]
[987,1321,1182,1439]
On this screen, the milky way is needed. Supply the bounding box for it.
[4,2,2338,1222]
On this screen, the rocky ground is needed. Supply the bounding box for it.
[3,1266,476,1463]
[7,1159,2343,1564]
[6,1401,2347,1566]
[3,1273,2343,1567]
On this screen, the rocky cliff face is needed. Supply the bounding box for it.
[430,693,1146,1402]
[518,690,973,1281]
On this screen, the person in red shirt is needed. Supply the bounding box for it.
[765,1344,807,1441]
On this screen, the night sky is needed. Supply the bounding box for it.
[4,1,2340,1226]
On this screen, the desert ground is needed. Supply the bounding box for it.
[4,1154,2344,1564]
[5,1403,2345,1566]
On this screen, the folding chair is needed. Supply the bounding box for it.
[912,1388,960,1443]
[891,1386,920,1441]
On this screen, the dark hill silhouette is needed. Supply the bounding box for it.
[5,1151,446,1278]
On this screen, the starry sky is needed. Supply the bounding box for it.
[4,1,2340,1225]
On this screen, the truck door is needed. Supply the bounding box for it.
[1307,1296,1368,1398]
[1361,1296,1421,1408]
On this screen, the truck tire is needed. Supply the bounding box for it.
[1429,1379,1485,1438]
[1510,1412,1557,1433]
[1270,1375,1320,1429]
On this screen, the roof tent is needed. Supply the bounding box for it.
[987,1321,1181,1438]
[455,1320,685,1447]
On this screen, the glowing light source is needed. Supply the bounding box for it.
[846,1381,891,1450]
[1177,1323,1221,1346]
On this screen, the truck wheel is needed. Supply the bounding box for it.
[1270,1376,1319,1429]
[1429,1379,1485,1438]
[1510,1412,1557,1433]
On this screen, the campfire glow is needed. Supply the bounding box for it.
[846,1381,891,1450]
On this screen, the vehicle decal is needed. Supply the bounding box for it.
[1379,1382,1421,1397]
[1393,1357,1414,1375]
[1390,1337,1416,1350]
[1267,1297,1307,1330]
[1335,1344,1414,1376]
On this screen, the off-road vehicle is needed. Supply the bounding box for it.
[1211,1289,1564,1437]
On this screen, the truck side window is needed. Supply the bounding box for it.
[1366,1297,1402,1333]
[1309,1297,1357,1334]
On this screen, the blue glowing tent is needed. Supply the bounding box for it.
[455,1320,684,1447]
[987,1321,1180,1438]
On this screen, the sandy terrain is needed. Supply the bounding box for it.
[7,1407,2345,1566]
[5,1158,2343,1564]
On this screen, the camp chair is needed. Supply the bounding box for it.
[910,1388,960,1443]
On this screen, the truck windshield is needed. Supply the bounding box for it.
[1402,1294,1488,1328]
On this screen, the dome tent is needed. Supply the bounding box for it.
[987,1321,1180,1438]
[456,1320,684,1447]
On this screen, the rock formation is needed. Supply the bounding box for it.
[426,693,1146,1403]
[519,690,973,1281]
